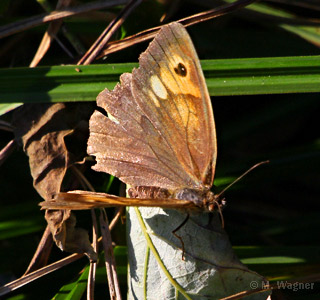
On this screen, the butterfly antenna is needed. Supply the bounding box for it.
[216,160,269,199]
[213,198,225,228]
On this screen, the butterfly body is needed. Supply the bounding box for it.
[128,186,216,212]
[173,187,216,212]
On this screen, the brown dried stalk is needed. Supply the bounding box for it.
[0,209,122,297]
[78,0,143,65]
[100,210,122,300]
[97,0,259,58]
[0,0,127,39]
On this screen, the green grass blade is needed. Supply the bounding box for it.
[0,56,320,112]
[226,0,320,46]
[0,203,45,240]
[203,56,320,96]
[0,103,23,115]
[53,267,89,300]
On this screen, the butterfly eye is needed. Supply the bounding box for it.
[174,63,187,77]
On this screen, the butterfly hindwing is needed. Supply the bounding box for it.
[88,73,195,189]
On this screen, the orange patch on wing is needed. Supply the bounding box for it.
[160,54,201,98]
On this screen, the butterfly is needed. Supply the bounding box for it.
[40,22,222,212]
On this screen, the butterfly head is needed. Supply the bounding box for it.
[203,190,226,213]
[173,188,225,213]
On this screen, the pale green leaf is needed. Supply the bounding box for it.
[127,207,270,300]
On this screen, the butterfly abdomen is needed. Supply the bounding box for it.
[173,188,209,206]
[128,186,171,199]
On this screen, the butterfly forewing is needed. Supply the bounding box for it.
[132,23,216,188]
[88,22,217,192]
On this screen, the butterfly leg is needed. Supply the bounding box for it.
[172,213,190,260]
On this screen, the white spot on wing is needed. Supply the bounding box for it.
[150,75,167,100]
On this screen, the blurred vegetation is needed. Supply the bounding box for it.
[0,0,319,299]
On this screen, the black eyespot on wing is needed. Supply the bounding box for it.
[174,63,187,77]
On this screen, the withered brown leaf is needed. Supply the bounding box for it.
[13,103,96,260]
